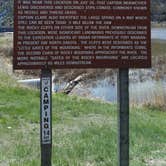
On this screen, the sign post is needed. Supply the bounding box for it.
[118,69,129,166]
[40,69,52,166]
[14,0,151,165]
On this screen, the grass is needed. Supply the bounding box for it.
[151,22,166,28]
[152,39,166,58]
[0,33,13,45]
[0,34,13,62]
[0,72,166,166]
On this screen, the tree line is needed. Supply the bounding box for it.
[151,0,166,22]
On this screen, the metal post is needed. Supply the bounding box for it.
[40,69,52,166]
[117,68,129,166]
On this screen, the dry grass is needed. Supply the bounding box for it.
[130,80,166,110]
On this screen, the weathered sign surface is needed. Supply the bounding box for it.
[41,76,51,144]
[14,0,151,69]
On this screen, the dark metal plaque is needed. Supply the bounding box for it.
[14,0,151,69]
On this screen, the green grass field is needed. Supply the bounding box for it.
[0,72,166,166]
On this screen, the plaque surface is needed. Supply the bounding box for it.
[14,0,151,69]
[41,77,51,144]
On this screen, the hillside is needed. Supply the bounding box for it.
[151,0,166,21]
[0,0,166,27]
[0,0,13,27]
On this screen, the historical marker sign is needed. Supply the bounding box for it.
[14,0,151,69]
